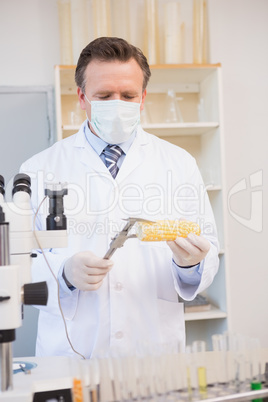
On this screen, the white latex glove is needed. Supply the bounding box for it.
[167,233,210,267]
[63,251,114,291]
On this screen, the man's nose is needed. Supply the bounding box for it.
[111,94,120,100]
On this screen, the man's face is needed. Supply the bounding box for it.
[77,58,147,136]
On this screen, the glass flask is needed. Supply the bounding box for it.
[164,89,184,123]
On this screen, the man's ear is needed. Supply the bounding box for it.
[140,89,147,111]
[77,87,86,110]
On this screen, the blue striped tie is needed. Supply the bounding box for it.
[103,145,123,179]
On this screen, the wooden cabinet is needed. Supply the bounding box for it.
[55,64,228,348]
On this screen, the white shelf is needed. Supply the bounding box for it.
[62,122,219,135]
[141,122,219,136]
[206,185,222,191]
[62,122,220,139]
[62,125,81,131]
[184,305,227,321]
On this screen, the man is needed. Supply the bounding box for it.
[21,37,219,359]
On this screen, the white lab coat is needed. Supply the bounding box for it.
[20,123,219,358]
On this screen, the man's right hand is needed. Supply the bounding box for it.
[63,251,114,291]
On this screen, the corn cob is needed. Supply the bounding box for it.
[136,219,200,241]
[72,378,83,402]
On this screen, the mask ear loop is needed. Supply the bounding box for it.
[83,93,91,122]
[84,93,91,105]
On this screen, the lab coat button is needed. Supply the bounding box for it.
[115,331,123,339]
[115,282,123,291]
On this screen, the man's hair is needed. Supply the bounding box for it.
[75,37,151,93]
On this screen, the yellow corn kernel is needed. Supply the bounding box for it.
[136,219,200,241]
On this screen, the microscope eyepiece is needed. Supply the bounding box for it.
[0,175,5,197]
[12,174,31,197]
[0,206,5,223]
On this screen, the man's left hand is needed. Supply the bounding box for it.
[167,233,210,267]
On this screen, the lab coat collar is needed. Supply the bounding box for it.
[73,121,151,182]
[73,120,149,148]
[84,121,136,156]
[73,120,89,148]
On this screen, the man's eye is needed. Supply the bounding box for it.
[124,95,135,100]
[98,95,110,100]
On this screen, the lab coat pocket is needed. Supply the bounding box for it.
[157,298,185,346]
[60,289,79,321]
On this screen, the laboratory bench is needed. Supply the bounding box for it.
[1,349,268,402]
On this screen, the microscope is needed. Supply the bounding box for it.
[0,173,68,393]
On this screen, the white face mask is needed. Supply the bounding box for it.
[84,94,141,144]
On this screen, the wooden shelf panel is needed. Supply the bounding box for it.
[148,65,220,85]
[56,64,221,93]
[149,63,221,69]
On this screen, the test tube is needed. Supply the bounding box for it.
[212,334,229,391]
[227,332,248,392]
[248,338,262,388]
[192,340,207,398]
[184,345,194,399]
[89,358,100,402]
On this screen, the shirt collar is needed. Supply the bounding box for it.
[84,121,136,156]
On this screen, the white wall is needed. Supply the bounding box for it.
[0,0,267,348]
[0,0,60,86]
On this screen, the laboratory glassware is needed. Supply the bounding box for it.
[164,90,184,123]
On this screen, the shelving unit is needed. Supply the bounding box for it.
[54,63,228,348]
[54,65,85,141]
[147,64,227,348]
[185,306,227,322]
